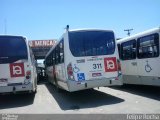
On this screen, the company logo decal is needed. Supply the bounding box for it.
[104,57,117,72]
[10,63,25,77]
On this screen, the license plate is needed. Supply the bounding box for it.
[92,73,102,77]
[0,78,8,86]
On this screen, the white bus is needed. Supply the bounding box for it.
[117,27,160,86]
[0,35,37,94]
[45,26,122,92]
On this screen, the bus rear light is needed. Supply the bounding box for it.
[117,59,122,76]
[67,63,75,80]
[117,59,121,71]
[26,70,31,76]
[26,70,31,79]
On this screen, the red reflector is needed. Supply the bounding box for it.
[115,77,118,80]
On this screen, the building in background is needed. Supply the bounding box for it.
[28,39,57,60]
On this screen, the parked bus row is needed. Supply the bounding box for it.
[45,26,160,92]
[0,27,159,94]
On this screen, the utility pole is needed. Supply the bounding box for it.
[124,29,133,36]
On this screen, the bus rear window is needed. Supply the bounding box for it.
[69,31,115,57]
[0,36,28,64]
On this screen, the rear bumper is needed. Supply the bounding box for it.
[0,84,33,93]
[68,76,123,92]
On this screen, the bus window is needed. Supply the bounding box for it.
[59,39,64,63]
[68,31,115,57]
[137,33,159,59]
[121,40,136,60]
[52,50,56,65]
[55,45,60,64]
[0,36,28,64]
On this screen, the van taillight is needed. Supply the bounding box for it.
[26,70,31,79]
[117,59,122,76]
[117,59,121,71]
[67,63,75,80]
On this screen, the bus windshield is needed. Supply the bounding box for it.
[0,36,28,64]
[69,30,115,57]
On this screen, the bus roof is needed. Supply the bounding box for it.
[69,29,114,33]
[117,27,160,44]
[0,35,26,38]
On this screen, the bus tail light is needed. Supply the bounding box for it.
[67,63,75,80]
[117,59,122,76]
[24,70,31,84]
[26,70,31,79]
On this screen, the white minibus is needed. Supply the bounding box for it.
[0,35,37,93]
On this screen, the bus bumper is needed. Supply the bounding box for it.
[0,84,33,94]
[68,76,123,92]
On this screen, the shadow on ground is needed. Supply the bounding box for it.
[0,93,35,109]
[110,84,160,101]
[45,83,124,111]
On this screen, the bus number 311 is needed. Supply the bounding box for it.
[93,64,102,69]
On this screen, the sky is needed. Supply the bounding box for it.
[1,0,160,40]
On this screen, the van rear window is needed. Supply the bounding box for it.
[0,36,28,64]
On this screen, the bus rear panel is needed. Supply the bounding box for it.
[0,36,37,93]
[66,30,122,91]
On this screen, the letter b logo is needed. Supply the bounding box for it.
[10,63,25,77]
[104,57,117,72]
